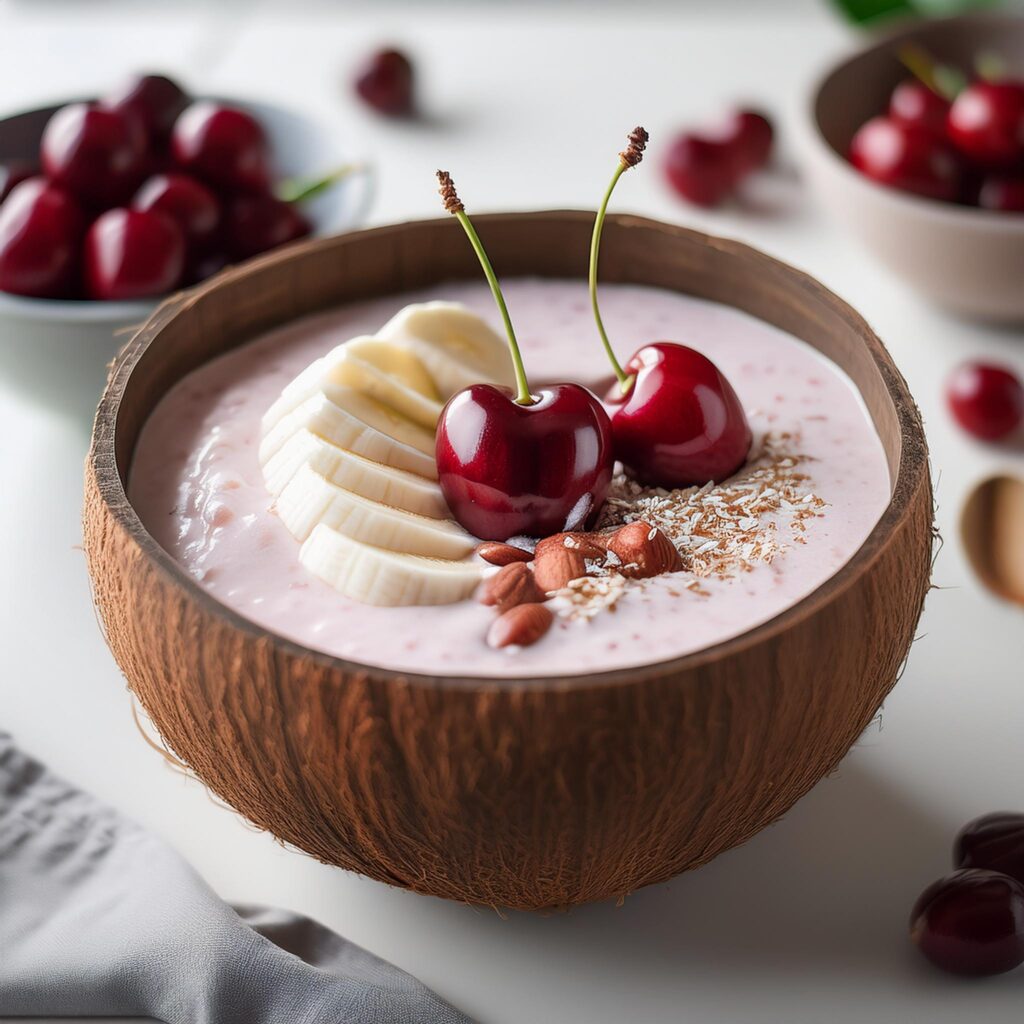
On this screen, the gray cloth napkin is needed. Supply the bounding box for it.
[0,732,473,1024]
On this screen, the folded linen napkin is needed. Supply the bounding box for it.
[0,732,472,1024]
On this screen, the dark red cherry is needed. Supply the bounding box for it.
[664,134,737,207]
[605,342,751,488]
[0,178,84,298]
[726,109,774,175]
[103,73,188,145]
[435,383,614,541]
[185,248,228,286]
[133,173,220,248]
[354,48,414,116]
[946,361,1024,441]
[978,175,1024,212]
[84,208,185,301]
[223,194,310,260]
[948,80,1024,169]
[0,160,37,204]
[171,102,270,193]
[889,80,950,136]
[956,814,1024,884]
[41,102,147,208]
[910,869,1024,976]
[849,116,960,201]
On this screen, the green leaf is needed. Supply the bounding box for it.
[828,0,919,25]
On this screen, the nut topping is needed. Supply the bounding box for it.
[476,541,533,566]
[607,520,683,579]
[478,561,544,612]
[533,542,588,594]
[487,602,554,649]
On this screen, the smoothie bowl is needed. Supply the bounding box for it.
[84,211,933,910]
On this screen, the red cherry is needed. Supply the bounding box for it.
[171,102,270,193]
[103,73,189,145]
[978,174,1024,212]
[956,813,1024,885]
[849,116,960,201]
[726,109,774,176]
[186,248,228,286]
[133,173,220,248]
[354,48,415,116]
[889,80,950,136]
[0,160,37,204]
[0,178,84,298]
[84,208,185,301]
[41,103,147,208]
[948,81,1024,169]
[665,134,737,207]
[946,361,1024,441]
[223,194,310,260]
[605,342,751,488]
[910,869,1024,976]
[435,383,614,541]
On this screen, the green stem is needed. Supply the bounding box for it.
[590,162,634,395]
[455,209,533,405]
[275,163,363,204]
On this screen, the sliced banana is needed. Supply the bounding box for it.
[277,462,474,558]
[300,524,484,607]
[263,428,448,517]
[382,302,515,398]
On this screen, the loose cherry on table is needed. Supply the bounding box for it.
[956,813,1024,885]
[594,128,752,487]
[103,73,189,146]
[84,207,185,301]
[171,101,270,193]
[910,869,1024,976]
[848,116,960,202]
[947,80,1024,169]
[353,48,415,116]
[41,102,147,208]
[946,361,1024,441]
[132,173,221,249]
[0,178,84,298]
[432,171,613,541]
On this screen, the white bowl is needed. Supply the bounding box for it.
[0,96,373,422]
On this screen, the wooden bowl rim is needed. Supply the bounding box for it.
[89,210,929,691]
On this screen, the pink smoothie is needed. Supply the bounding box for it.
[129,279,891,679]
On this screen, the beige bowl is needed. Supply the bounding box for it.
[798,13,1024,323]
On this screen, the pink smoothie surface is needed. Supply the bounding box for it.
[129,279,891,680]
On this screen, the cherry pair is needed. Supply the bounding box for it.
[434,128,752,543]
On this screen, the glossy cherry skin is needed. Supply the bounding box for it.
[171,102,269,193]
[223,194,310,260]
[354,48,415,116]
[0,178,84,298]
[849,116,960,201]
[0,160,37,204]
[133,173,220,248]
[605,342,751,488]
[104,73,188,145]
[948,81,1024,169]
[726,109,774,175]
[946,362,1024,441]
[665,134,737,207]
[956,814,1024,885]
[910,869,1024,976]
[436,383,614,541]
[889,80,950,136]
[41,103,147,208]
[978,175,1024,212]
[84,208,185,301]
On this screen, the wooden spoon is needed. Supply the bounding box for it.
[961,474,1024,606]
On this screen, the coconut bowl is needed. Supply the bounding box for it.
[797,13,1024,322]
[84,212,933,910]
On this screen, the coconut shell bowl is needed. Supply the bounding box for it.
[84,211,933,911]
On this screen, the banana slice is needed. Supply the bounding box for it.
[276,462,474,558]
[263,428,448,517]
[300,524,484,607]
[382,302,516,398]
[259,390,437,478]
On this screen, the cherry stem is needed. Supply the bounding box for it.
[590,162,635,396]
[275,163,364,204]
[897,44,966,100]
[454,209,533,405]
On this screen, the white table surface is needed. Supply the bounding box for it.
[2,2,1023,1022]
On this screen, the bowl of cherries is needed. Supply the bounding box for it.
[799,13,1024,322]
[0,72,368,419]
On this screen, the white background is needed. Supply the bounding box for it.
[2,2,1023,1022]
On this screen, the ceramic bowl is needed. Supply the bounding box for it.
[797,13,1024,322]
[84,212,933,910]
